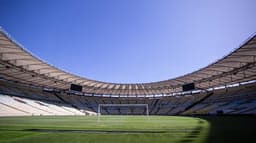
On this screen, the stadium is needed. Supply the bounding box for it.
[0,1,256,143]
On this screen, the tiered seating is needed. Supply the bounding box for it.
[183,83,256,115]
[0,78,256,116]
[0,103,30,116]
[0,94,87,116]
[0,95,46,115]
[0,80,61,102]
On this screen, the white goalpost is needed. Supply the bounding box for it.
[97,104,149,117]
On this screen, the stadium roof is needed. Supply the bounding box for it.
[0,28,256,96]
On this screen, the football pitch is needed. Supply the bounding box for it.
[0,116,209,143]
[1,115,255,143]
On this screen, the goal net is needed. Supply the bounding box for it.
[97,104,149,116]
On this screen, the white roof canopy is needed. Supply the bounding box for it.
[0,28,255,96]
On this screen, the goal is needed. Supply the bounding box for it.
[97,104,149,116]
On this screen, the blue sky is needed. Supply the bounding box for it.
[0,0,255,83]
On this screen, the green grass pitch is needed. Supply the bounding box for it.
[0,116,209,143]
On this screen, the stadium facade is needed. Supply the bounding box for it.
[0,28,256,116]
